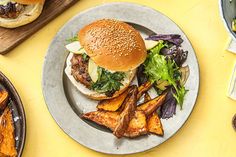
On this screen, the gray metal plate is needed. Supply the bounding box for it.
[219,0,236,40]
[42,2,199,154]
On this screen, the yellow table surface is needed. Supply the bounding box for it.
[0,0,236,156]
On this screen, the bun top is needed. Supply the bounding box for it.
[14,0,45,4]
[78,19,147,72]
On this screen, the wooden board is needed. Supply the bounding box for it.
[0,0,79,54]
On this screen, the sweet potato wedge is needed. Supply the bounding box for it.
[147,112,164,136]
[82,86,167,138]
[82,111,119,130]
[96,82,152,112]
[83,110,148,138]
[97,89,130,112]
[124,110,148,138]
[0,107,17,157]
[113,86,138,138]
[0,88,8,111]
[137,93,166,116]
[137,81,152,100]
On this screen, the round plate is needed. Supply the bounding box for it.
[42,2,199,154]
[219,0,236,40]
[0,72,26,156]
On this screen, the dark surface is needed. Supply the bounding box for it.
[0,0,79,54]
[0,71,26,157]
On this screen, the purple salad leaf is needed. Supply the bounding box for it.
[146,34,184,46]
[161,45,188,67]
[160,88,177,119]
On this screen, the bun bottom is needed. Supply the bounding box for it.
[0,3,44,28]
[65,53,136,100]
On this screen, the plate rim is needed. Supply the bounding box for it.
[42,2,200,154]
[0,71,26,157]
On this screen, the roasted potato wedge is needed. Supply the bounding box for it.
[137,93,166,116]
[0,107,17,157]
[124,110,148,138]
[97,88,130,112]
[147,112,164,136]
[83,86,167,138]
[137,81,152,100]
[83,110,148,138]
[96,81,151,112]
[82,111,119,130]
[0,88,8,111]
[113,86,138,138]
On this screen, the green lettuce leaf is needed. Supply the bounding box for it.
[91,68,126,96]
[144,41,187,109]
[66,35,78,43]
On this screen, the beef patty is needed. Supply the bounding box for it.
[71,54,92,88]
[0,2,24,19]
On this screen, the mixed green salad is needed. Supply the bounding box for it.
[139,34,189,119]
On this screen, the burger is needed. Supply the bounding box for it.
[65,19,147,100]
[0,0,45,28]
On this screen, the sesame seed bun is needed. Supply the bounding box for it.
[0,0,45,28]
[65,53,136,100]
[78,19,147,72]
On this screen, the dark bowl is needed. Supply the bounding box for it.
[0,72,26,157]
